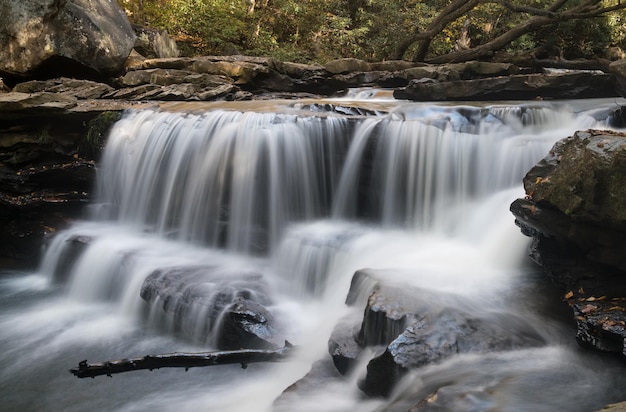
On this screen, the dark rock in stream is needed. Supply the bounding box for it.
[511,129,626,358]
[140,266,283,350]
[50,234,93,283]
[329,269,545,398]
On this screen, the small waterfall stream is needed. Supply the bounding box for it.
[1,96,625,412]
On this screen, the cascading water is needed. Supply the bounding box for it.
[1,95,625,412]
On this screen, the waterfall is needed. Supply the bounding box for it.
[2,96,625,412]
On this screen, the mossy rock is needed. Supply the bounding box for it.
[524,130,626,226]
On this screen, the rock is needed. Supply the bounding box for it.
[0,92,77,112]
[609,58,626,98]
[140,266,283,349]
[12,78,114,99]
[0,99,122,268]
[370,60,422,72]
[133,26,179,59]
[336,270,543,397]
[117,68,233,89]
[359,305,544,397]
[49,234,93,282]
[395,71,617,101]
[0,0,135,78]
[356,282,417,347]
[599,402,626,412]
[511,129,626,358]
[325,58,372,74]
[570,298,626,355]
[216,297,278,350]
[327,313,363,375]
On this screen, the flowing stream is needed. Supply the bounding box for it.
[1,95,625,412]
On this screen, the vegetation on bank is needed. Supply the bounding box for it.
[117,0,626,63]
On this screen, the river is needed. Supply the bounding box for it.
[1,94,625,411]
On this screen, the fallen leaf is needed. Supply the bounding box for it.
[564,291,574,299]
[580,304,597,314]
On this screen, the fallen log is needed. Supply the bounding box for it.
[70,341,293,378]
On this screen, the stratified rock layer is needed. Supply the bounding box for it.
[511,129,626,358]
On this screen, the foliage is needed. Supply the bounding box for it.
[84,112,123,157]
[118,0,626,63]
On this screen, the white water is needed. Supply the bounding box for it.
[1,96,625,412]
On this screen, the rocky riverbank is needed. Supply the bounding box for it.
[511,129,626,360]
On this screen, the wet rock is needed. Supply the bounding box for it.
[569,297,626,355]
[599,402,626,412]
[327,313,363,375]
[50,234,92,283]
[140,266,282,350]
[511,129,626,358]
[0,0,135,79]
[0,96,114,268]
[357,283,416,347]
[217,297,278,350]
[334,270,544,397]
[359,306,544,397]
[516,130,626,270]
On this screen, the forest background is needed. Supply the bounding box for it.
[118,0,626,64]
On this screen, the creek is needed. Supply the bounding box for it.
[1,93,625,411]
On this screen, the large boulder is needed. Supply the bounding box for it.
[0,0,135,79]
[511,129,626,357]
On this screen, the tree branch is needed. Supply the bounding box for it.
[70,342,294,379]
[394,0,480,60]
[425,0,626,64]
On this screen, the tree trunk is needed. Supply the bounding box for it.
[426,15,552,64]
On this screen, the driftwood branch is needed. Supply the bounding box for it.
[70,341,293,379]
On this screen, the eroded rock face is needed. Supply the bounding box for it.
[0,0,135,79]
[511,129,626,358]
[0,100,121,268]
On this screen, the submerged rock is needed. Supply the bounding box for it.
[330,270,544,397]
[140,266,283,350]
